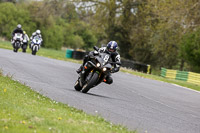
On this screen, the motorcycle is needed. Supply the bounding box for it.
[12,33,23,52]
[30,36,42,55]
[74,46,121,93]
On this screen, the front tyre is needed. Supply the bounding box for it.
[74,80,82,91]
[82,72,99,93]
[13,48,18,52]
[32,51,36,55]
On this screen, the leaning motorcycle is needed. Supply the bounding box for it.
[74,46,121,93]
[30,36,42,55]
[12,33,23,52]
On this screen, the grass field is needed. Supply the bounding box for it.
[0,71,135,133]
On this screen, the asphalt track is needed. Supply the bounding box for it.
[0,48,200,133]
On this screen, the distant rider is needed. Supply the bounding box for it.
[11,24,24,45]
[22,31,29,52]
[30,29,43,48]
[76,41,121,84]
[23,31,29,43]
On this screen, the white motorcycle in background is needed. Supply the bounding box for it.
[30,36,42,55]
[12,33,23,52]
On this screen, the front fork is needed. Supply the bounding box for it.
[80,62,93,86]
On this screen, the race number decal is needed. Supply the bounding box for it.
[104,55,110,62]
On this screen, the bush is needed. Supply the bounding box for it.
[180,28,200,72]
[0,2,36,39]
[42,25,64,50]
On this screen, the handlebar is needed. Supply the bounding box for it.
[93,46,99,51]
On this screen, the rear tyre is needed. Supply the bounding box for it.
[74,80,82,91]
[22,49,26,53]
[22,45,27,53]
[82,72,99,93]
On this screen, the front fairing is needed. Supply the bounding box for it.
[80,54,111,84]
[96,53,112,72]
[14,33,23,42]
[32,36,42,45]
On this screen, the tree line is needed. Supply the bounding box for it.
[0,0,200,73]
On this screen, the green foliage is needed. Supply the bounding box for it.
[180,28,200,72]
[65,34,85,49]
[74,22,97,50]
[0,2,36,40]
[41,25,64,50]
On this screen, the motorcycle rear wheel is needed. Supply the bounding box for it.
[22,45,27,53]
[82,72,99,93]
[22,49,26,53]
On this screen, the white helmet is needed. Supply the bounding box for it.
[36,29,41,34]
[17,24,22,29]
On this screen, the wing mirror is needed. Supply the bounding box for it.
[93,46,99,51]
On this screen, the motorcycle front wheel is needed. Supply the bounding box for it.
[82,72,99,93]
[32,51,36,55]
[13,48,18,52]
[74,80,82,91]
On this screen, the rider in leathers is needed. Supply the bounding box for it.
[77,41,121,84]
[11,24,24,45]
[30,29,43,49]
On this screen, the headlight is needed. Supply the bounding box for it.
[103,68,107,71]
[96,63,100,67]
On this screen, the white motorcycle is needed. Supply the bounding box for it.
[30,36,42,55]
[12,33,23,52]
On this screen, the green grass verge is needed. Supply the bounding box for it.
[121,68,200,91]
[0,71,135,133]
[0,40,199,92]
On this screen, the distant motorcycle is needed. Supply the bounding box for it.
[30,36,42,55]
[74,46,121,93]
[12,33,23,52]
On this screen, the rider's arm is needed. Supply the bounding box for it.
[12,29,17,37]
[111,54,121,73]
[26,35,30,41]
[20,29,24,34]
[39,34,42,39]
[30,36,33,41]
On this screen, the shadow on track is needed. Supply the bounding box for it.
[65,87,132,103]
[86,92,112,99]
